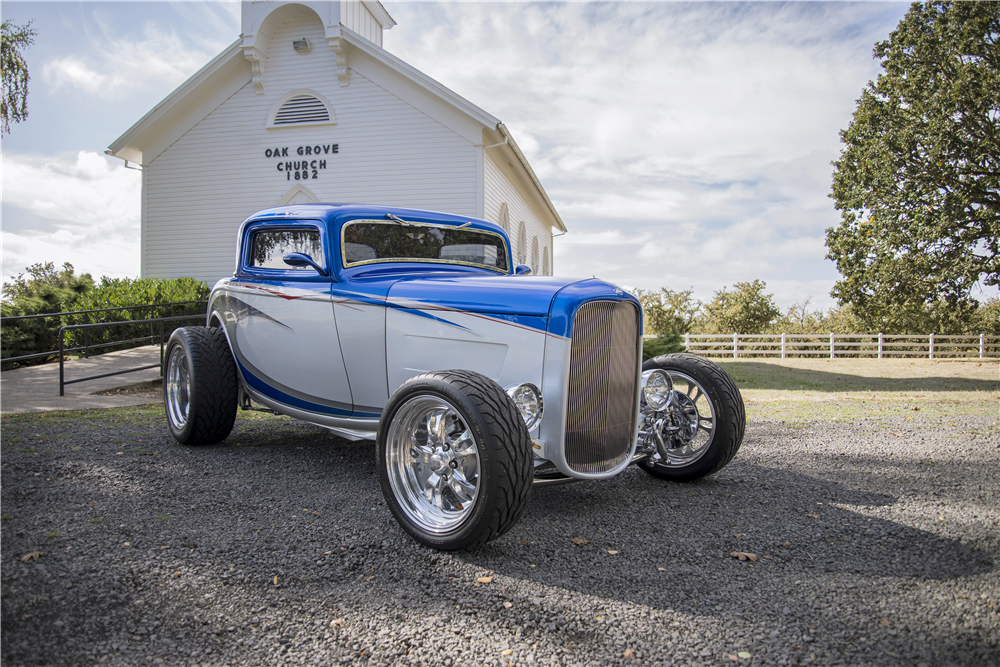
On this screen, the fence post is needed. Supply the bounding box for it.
[59,328,65,397]
[685,333,690,350]
[781,333,786,359]
[160,319,166,375]
[929,333,934,360]
[84,327,89,359]
[878,333,883,359]
[981,334,985,359]
[733,333,738,359]
[829,333,835,359]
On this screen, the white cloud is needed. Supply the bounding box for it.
[41,21,223,96]
[382,1,904,309]
[2,151,142,283]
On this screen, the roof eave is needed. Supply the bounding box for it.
[107,38,244,161]
[362,1,396,29]
[341,27,565,232]
[340,26,500,129]
[496,124,567,233]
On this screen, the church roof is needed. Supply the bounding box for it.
[107,14,565,232]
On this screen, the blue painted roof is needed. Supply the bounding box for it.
[247,203,505,236]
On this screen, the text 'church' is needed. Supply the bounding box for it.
[108,0,566,287]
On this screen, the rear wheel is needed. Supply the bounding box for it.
[163,327,238,445]
[638,353,744,482]
[377,370,533,550]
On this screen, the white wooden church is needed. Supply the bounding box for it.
[108,0,566,287]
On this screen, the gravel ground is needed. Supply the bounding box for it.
[2,406,998,667]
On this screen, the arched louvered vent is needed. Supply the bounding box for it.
[273,95,330,125]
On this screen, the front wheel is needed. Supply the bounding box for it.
[638,353,745,482]
[163,327,238,445]
[377,370,533,550]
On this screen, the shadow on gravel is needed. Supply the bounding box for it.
[3,415,997,666]
[717,361,999,393]
[456,462,994,616]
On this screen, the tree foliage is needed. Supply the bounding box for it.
[1,263,94,366]
[1,265,209,368]
[631,287,701,335]
[703,280,781,334]
[1,262,94,310]
[827,1,1000,333]
[63,276,210,351]
[1,19,36,134]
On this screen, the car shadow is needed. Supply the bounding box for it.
[714,360,999,393]
[4,416,996,666]
[454,462,993,615]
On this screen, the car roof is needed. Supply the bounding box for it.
[245,203,504,235]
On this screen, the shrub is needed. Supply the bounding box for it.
[1,269,209,367]
[642,333,686,362]
[63,277,209,351]
[703,280,781,335]
[1,263,94,367]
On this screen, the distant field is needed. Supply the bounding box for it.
[712,357,999,422]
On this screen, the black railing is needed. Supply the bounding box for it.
[57,314,206,395]
[1,301,207,365]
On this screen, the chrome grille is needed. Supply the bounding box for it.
[564,300,641,474]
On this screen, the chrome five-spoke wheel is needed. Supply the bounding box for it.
[165,344,192,430]
[161,327,238,445]
[385,395,481,534]
[377,370,533,550]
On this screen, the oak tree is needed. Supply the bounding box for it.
[827,1,999,333]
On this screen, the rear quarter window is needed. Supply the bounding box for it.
[250,229,324,270]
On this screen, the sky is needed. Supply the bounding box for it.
[2,0,952,312]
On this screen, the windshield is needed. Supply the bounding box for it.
[341,221,509,273]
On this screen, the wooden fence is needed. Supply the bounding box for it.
[649,333,1000,359]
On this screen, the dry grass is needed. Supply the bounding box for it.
[712,357,999,422]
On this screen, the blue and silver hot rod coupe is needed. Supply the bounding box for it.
[164,204,744,550]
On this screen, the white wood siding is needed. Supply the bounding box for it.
[483,150,554,275]
[341,1,383,46]
[143,12,477,285]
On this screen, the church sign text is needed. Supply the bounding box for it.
[264,144,339,181]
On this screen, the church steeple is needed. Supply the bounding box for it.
[240,1,395,93]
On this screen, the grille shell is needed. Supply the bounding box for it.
[563,300,641,474]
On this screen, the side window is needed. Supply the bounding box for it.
[250,229,324,270]
[518,222,527,265]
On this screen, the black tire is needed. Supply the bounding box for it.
[376,370,533,550]
[162,327,238,445]
[638,353,745,482]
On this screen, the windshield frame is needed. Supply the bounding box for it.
[339,219,511,274]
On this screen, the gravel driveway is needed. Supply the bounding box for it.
[2,406,998,666]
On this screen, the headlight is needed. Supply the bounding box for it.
[506,383,544,431]
[641,369,672,411]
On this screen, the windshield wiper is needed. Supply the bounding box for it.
[385,213,471,229]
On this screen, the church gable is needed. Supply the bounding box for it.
[110,1,563,284]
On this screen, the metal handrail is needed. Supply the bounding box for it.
[57,314,205,395]
[1,300,205,322]
[1,300,207,365]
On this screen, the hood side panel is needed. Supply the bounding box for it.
[387,275,580,317]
